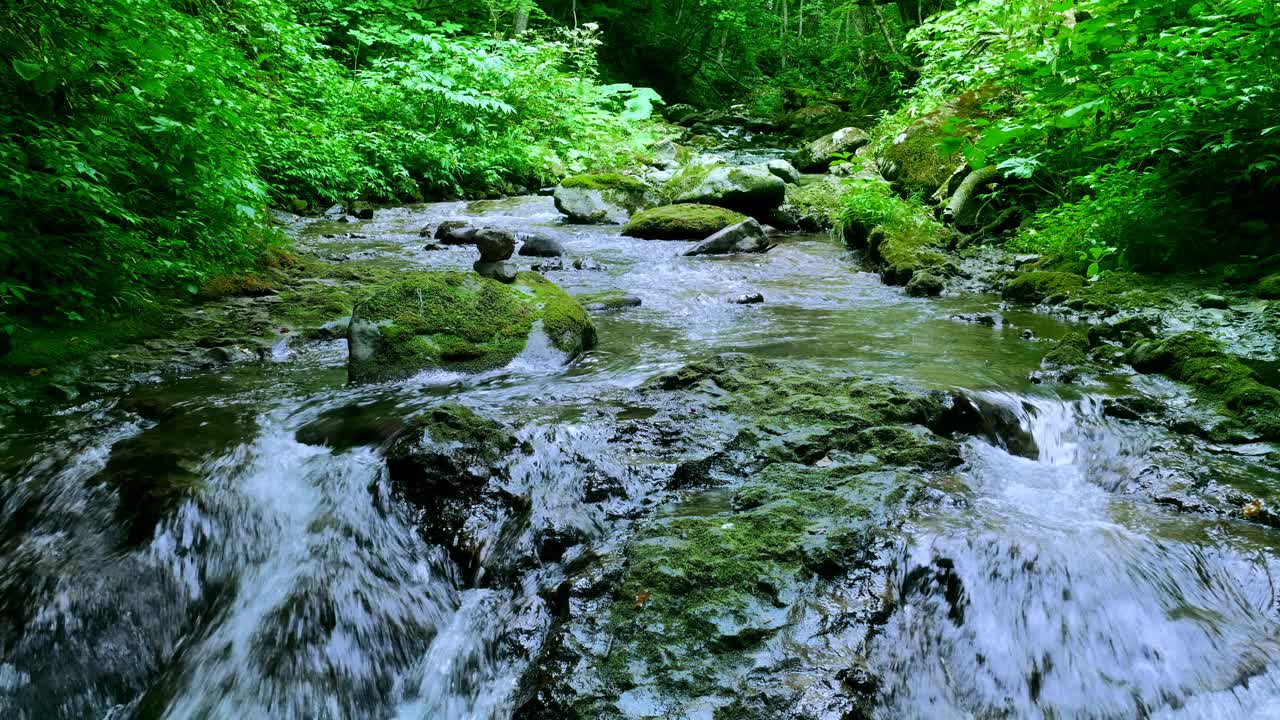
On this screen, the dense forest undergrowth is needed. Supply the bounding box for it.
[2,0,1278,368]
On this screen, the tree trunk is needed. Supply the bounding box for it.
[944,165,1001,227]
[780,0,789,69]
[514,1,531,34]
[798,0,805,38]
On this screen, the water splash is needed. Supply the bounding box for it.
[874,393,1280,719]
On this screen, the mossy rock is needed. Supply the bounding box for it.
[882,87,997,194]
[1002,271,1086,304]
[554,175,653,224]
[559,173,647,192]
[622,204,748,240]
[1127,331,1280,439]
[347,271,595,383]
[1258,272,1280,299]
[670,164,786,215]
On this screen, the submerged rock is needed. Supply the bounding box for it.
[553,174,653,224]
[346,271,595,383]
[622,204,747,240]
[575,291,642,313]
[730,292,765,305]
[684,218,772,256]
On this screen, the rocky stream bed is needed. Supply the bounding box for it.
[1,124,1280,720]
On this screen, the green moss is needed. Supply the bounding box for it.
[348,271,593,382]
[559,173,647,192]
[622,203,747,240]
[1128,331,1280,439]
[658,163,716,203]
[837,179,952,283]
[1002,271,1086,304]
[604,465,922,698]
[1042,331,1091,367]
[1259,273,1280,299]
[515,271,597,354]
[573,289,641,311]
[408,403,518,454]
[270,284,353,329]
[783,180,844,228]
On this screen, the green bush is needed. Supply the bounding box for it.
[0,0,661,321]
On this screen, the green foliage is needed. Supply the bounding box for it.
[1,0,661,319]
[905,0,1280,267]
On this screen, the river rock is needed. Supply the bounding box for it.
[685,218,772,256]
[518,233,564,258]
[672,164,786,215]
[385,404,520,569]
[765,159,802,185]
[1197,293,1230,309]
[623,204,748,240]
[572,257,605,271]
[905,272,945,297]
[348,202,375,220]
[475,228,516,262]
[473,260,518,283]
[577,291,643,312]
[531,257,564,272]
[323,204,345,218]
[795,126,870,173]
[346,271,595,383]
[730,292,765,304]
[553,174,653,224]
[435,221,478,245]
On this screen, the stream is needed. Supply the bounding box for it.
[2,188,1279,719]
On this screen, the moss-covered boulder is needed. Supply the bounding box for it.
[1127,331,1280,440]
[1002,271,1086,304]
[877,87,1000,195]
[1258,272,1280,299]
[622,203,747,240]
[669,164,787,215]
[553,173,653,224]
[385,404,522,571]
[346,271,595,383]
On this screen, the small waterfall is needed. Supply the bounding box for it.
[872,392,1280,719]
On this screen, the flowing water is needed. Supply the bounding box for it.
[1,194,1278,719]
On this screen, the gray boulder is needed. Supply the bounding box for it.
[731,292,765,305]
[673,165,786,216]
[765,159,801,185]
[473,260,518,283]
[685,219,773,256]
[553,174,653,225]
[475,229,516,262]
[435,221,478,245]
[518,233,564,258]
[795,126,871,173]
